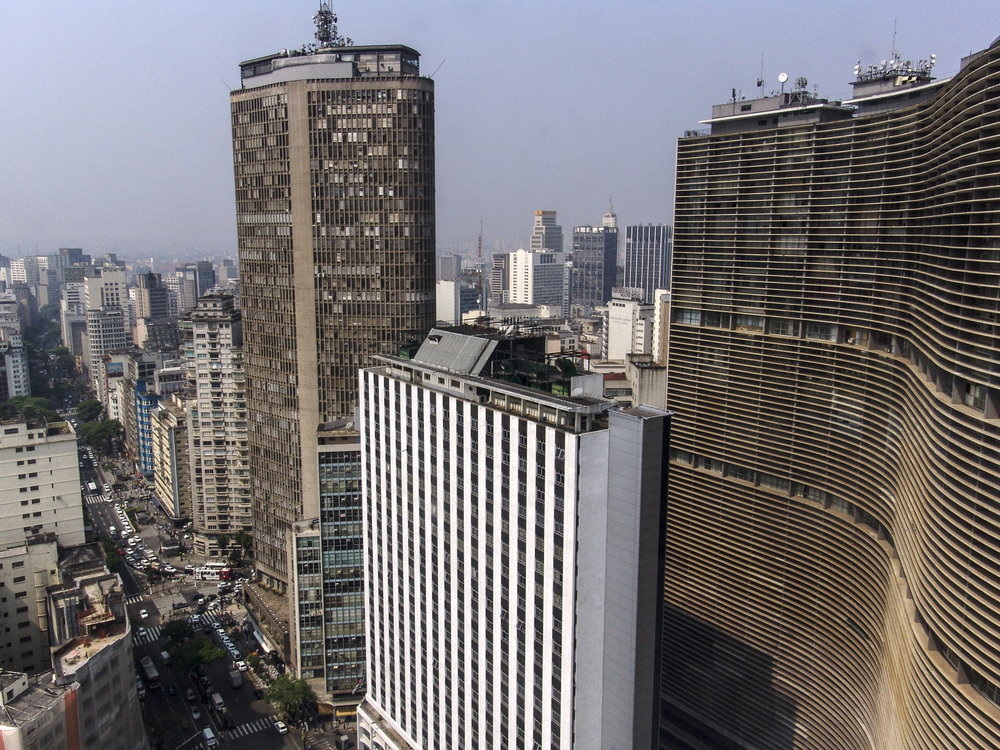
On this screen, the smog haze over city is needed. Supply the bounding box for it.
[0,0,994,260]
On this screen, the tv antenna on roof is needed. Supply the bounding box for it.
[756,53,765,97]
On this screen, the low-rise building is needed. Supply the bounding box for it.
[0,669,77,749]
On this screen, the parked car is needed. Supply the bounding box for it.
[274,721,288,735]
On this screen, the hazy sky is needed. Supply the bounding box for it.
[1,2,995,261]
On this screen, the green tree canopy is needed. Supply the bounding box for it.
[264,673,317,717]
[0,396,59,423]
[80,419,122,451]
[76,399,103,423]
[179,636,226,670]
[160,620,194,648]
[232,530,254,563]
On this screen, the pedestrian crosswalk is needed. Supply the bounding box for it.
[133,611,227,645]
[224,717,278,739]
[126,594,144,605]
[84,494,108,506]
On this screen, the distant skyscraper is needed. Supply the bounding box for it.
[231,7,435,698]
[136,272,169,320]
[529,209,563,253]
[83,267,132,392]
[509,248,565,306]
[623,224,671,304]
[663,40,1000,749]
[436,253,462,281]
[572,204,619,309]
[489,253,509,306]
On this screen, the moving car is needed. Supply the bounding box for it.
[191,706,201,720]
[274,721,288,735]
[139,609,149,619]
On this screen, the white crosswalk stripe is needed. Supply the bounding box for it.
[226,717,276,738]
[126,594,144,604]
[84,494,107,506]
[133,625,161,645]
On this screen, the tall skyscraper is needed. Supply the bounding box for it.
[358,329,670,750]
[231,6,435,697]
[664,42,1000,748]
[571,204,619,310]
[623,224,671,303]
[529,210,563,253]
[83,266,132,392]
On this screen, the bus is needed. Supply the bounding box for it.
[87,481,97,493]
[194,562,230,581]
[139,655,161,690]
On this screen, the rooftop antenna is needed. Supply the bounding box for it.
[892,18,898,60]
[778,72,788,93]
[313,2,352,48]
[757,53,765,97]
[429,59,446,78]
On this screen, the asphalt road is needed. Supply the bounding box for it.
[81,449,299,750]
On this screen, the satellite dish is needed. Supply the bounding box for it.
[778,72,788,83]
[571,387,584,397]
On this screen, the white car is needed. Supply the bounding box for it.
[139,609,149,619]
[274,721,288,735]
[236,660,248,672]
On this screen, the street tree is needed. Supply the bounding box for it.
[160,620,194,647]
[264,673,317,717]
[77,399,103,423]
[232,530,253,562]
[179,636,226,670]
[80,419,122,452]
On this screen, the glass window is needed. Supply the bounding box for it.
[768,318,800,337]
[734,315,764,333]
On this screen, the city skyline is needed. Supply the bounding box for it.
[1,1,995,258]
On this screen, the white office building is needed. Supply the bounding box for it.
[509,249,565,307]
[605,291,655,362]
[358,329,670,750]
[84,268,132,391]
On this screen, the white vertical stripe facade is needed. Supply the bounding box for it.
[361,369,579,750]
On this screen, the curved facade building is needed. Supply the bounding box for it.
[665,38,1000,749]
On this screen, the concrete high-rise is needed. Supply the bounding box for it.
[231,7,435,695]
[509,248,565,306]
[83,266,132,392]
[664,41,1000,749]
[529,210,563,253]
[623,224,671,304]
[358,329,670,750]
[182,293,250,559]
[571,204,618,310]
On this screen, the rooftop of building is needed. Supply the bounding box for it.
[0,418,72,439]
[0,671,71,726]
[52,627,128,684]
[238,40,422,89]
[692,47,965,137]
[374,329,615,432]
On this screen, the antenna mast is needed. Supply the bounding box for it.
[313,2,352,48]
[478,221,485,321]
